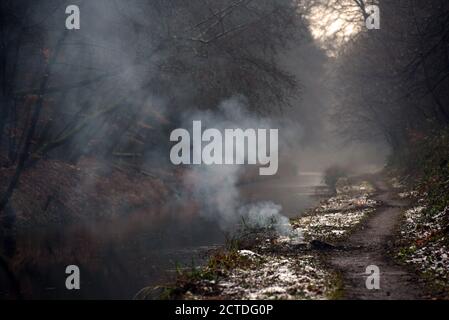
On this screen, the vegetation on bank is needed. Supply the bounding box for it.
[137,234,338,300]
[389,129,449,213]
[142,179,378,300]
[388,129,449,298]
[323,165,349,194]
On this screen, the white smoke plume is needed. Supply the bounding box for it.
[180,97,303,241]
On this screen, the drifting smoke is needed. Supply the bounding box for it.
[239,201,302,238]
[180,97,303,241]
[37,1,307,241]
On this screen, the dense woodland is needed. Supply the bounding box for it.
[333,0,449,214]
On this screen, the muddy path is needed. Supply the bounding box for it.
[328,176,428,300]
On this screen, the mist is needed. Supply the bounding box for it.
[1,0,391,299]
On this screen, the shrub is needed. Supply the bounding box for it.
[323,165,349,193]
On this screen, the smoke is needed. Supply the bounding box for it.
[239,201,301,237]
[27,0,384,240]
[31,1,307,242]
[180,97,303,241]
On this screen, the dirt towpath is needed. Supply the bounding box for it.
[329,177,427,299]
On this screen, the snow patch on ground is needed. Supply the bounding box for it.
[295,209,375,240]
[218,254,332,300]
[398,191,419,199]
[317,194,378,213]
[238,250,261,259]
[398,205,449,284]
[390,178,404,189]
[292,186,380,241]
